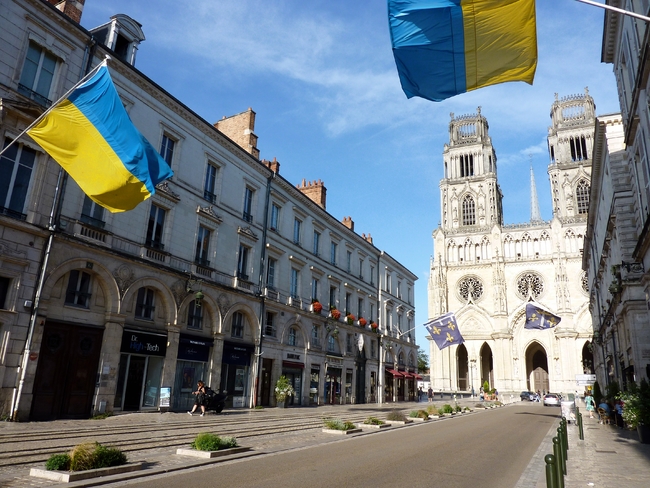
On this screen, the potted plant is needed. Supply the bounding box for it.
[358,317,367,327]
[329,308,341,320]
[346,313,355,325]
[617,379,650,443]
[370,321,378,331]
[275,375,295,408]
[310,300,323,314]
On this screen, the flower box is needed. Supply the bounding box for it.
[358,318,367,327]
[30,462,145,483]
[358,422,391,429]
[311,302,323,314]
[329,309,341,320]
[176,447,251,458]
[384,419,413,425]
[322,428,362,435]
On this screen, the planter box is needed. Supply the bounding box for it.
[176,447,251,458]
[30,462,145,483]
[384,419,413,425]
[428,415,440,419]
[409,417,428,422]
[358,423,391,429]
[322,428,362,435]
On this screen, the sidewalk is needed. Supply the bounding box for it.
[531,413,650,488]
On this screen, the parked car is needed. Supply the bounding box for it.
[543,393,561,406]
[520,391,536,401]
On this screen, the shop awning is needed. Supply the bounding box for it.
[402,372,414,378]
[282,360,304,369]
[414,374,423,380]
[386,369,404,377]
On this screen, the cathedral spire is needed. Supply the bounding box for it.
[530,163,542,223]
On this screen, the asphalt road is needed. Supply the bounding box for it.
[118,403,558,488]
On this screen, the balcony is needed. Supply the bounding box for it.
[17,84,52,107]
[203,190,216,204]
[242,212,253,223]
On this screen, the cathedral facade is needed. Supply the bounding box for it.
[427,93,596,396]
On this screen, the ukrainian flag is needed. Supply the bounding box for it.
[388,0,538,102]
[27,63,173,212]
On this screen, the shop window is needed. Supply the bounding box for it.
[64,270,92,308]
[135,287,155,319]
[187,300,203,330]
[231,311,244,338]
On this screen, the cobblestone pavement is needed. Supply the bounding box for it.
[2,398,648,487]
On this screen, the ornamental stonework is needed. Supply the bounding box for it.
[458,276,483,302]
[516,272,544,299]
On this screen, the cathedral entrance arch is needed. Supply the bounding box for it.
[525,342,549,393]
[480,343,493,389]
[457,344,469,391]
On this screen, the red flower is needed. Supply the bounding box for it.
[312,302,323,314]
[358,317,367,327]
[370,321,378,329]
[330,309,341,320]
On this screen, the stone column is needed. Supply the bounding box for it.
[93,316,126,414]
[161,325,180,402]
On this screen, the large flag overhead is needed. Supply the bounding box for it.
[387,0,538,102]
[424,312,464,350]
[27,63,173,213]
[525,303,561,330]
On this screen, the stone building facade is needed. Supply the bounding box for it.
[0,0,417,420]
[428,95,596,397]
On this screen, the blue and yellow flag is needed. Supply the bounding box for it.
[525,303,561,330]
[27,63,173,212]
[424,312,464,350]
[388,0,538,102]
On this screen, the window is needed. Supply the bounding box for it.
[460,154,474,177]
[293,218,302,244]
[204,164,217,203]
[345,292,351,315]
[370,265,375,285]
[64,270,92,308]
[371,339,376,358]
[146,204,166,249]
[329,286,337,310]
[288,327,297,346]
[243,187,254,222]
[327,335,336,353]
[237,244,250,280]
[311,324,320,347]
[576,179,590,215]
[385,271,392,293]
[408,287,412,304]
[330,242,337,265]
[187,300,203,330]
[195,226,211,266]
[313,231,320,255]
[160,134,175,166]
[311,277,319,302]
[291,268,299,299]
[359,258,364,280]
[357,298,363,318]
[370,303,375,322]
[397,281,402,299]
[265,312,276,337]
[80,196,105,228]
[0,139,36,218]
[398,352,405,366]
[266,258,276,288]
[462,194,476,226]
[135,287,155,319]
[270,204,280,230]
[231,311,244,338]
[18,41,56,106]
[346,251,352,272]
[0,277,9,310]
[346,333,352,353]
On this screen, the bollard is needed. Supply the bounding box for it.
[578,412,584,440]
[557,427,567,475]
[553,437,565,488]
[562,418,569,453]
[545,454,558,488]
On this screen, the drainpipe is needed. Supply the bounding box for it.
[251,168,275,408]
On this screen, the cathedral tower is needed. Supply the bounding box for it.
[547,90,595,219]
[440,108,504,231]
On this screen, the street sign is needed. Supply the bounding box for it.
[576,374,596,386]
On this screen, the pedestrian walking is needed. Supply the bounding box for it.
[418,386,424,402]
[427,387,433,403]
[585,392,595,418]
[188,380,207,416]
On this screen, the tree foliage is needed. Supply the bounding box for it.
[417,349,429,373]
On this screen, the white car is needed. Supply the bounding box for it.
[543,393,561,406]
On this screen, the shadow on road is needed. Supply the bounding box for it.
[514,411,563,418]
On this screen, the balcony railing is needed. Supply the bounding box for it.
[242,212,253,223]
[17,84,52,107]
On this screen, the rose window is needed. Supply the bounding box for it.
[581,271,589,294]
[516,272,544,299]
[458,276,483,302]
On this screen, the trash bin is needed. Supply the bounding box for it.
[561,400,576,423]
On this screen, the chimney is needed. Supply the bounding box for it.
[342,216,354,231]
[261,157,280,174]
[297,179,327,209]
[214,108,260,159]
[47,0,85,23]
[362,233,373,244]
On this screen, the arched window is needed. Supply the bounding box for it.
[462,195,476,226]
[576,179,590,214]
[288,327,297,346]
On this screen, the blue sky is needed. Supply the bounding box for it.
[80,0,620,360]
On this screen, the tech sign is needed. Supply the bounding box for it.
[120,329,167,357]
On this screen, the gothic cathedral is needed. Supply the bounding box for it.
[427,92,595,396]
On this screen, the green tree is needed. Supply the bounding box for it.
[417,348,429,373]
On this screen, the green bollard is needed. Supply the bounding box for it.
[561,418,569,454]
[545,454,558,488]
[557,427,567,475]
[578,412,584,440]
[553,437,565,488]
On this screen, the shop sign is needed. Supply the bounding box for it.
[178,334,213,362]
[121,330,167,356]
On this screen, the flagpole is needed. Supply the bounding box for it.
[575,0,650,22]
[0,58,109,159]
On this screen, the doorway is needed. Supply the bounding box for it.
[480,342,494,389]
[457,344,469,391]
[114,354,164,410]
[260,358,272,406]
[31,322,104,420]
[525,342,549,393]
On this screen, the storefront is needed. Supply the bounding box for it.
[385,367,402,402]
[115,329,167,411]
[221,342,253,408]
[403,370,416,401]
[282,353,304,406]
[309,365,320,405]
[324,355,343,405]
[173,334,214,411]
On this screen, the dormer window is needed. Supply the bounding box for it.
[89,14,145,67]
